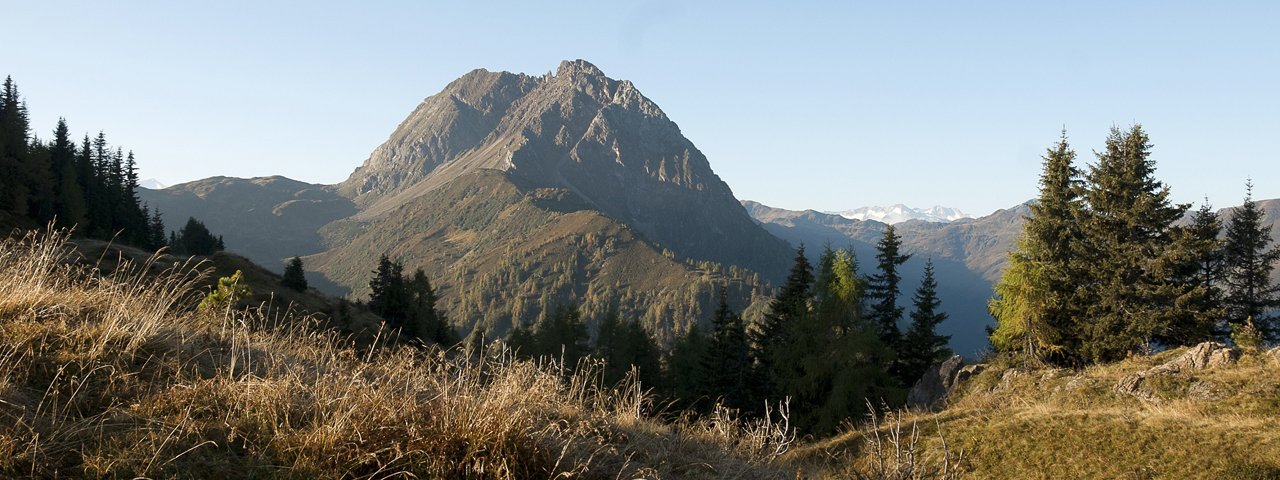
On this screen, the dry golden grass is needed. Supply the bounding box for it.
[0,230,807,479]
[803,347,1280,479]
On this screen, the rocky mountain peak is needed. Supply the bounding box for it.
[336,60,791,279]
[340,59,715,208]
[556,59,605,78]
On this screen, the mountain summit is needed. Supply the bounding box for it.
[338,59,787,275]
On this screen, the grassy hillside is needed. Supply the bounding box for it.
[0,230,810,478]
[68,237,385,344]
[802,347,1280,478]
[310,169,773,344]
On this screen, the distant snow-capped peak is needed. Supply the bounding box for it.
[139,178,167,190]
[826,204,971,224]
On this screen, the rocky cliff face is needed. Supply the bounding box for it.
[340,60,789,278]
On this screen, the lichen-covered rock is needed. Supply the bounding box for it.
[1115,372,1154,401]
[907,355,965,410]
[1115,342,1239,402]
[1158,342,1237,372]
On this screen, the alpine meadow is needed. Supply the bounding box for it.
[3,3,1280,478]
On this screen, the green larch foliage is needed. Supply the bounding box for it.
[797,245,894,434]
[990,132,1082,364]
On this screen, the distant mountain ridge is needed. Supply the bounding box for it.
[827,204,971,224]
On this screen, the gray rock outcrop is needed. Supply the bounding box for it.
[1158,342,1238,372]
[907,355,966,410]
[1115,342,1238,401]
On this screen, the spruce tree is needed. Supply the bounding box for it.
[534,303,590,366]
[170,217,222,255]
[49,118,87,228]
[1156,224,1220,346]
[595,304,661,389]
[282,256,308,292]
[868,225,911,346]
[77,134,105,235]
[408,268,456,346]
[620,317,661,388]
[24,139,55,223]
[368,254,407,328]
[700,287,752,412]
[507,320,536,357]
[899,258,952,384]
[749,245,813,401]
[1188,200,1226,313]
[465,324,487,358]
[665,323,709,411]
[0,77,32,217]
[1222,181,1280,339]
[1078,125,1191,362]
[989,132,1083,363]
[147,207,166,250]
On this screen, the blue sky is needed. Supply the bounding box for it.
[4,1,1278,216]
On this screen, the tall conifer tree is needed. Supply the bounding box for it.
[0,77,32,216]
[666,323,709,411]
[1188,200,1226,311]
[989,132,1083,363]
[799,245,893,434]
[701,286,752,412]
[1078,125,1191,361]
[282,257,308,292]
[899,258,952,384]
[868,225,911,346]
[749,245,814,400]
[49,119,87,228]
[595,304,661,389]
[1222,181,1280,339]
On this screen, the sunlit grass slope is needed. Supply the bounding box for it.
[0,231,800,479]
[802,346,1280,479]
